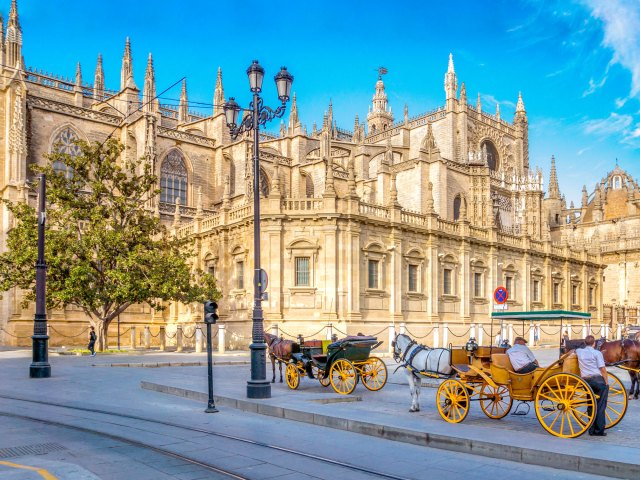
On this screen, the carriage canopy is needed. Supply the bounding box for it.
[491,310,591,322]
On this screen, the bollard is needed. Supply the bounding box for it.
[195,325,203,353]
[271,324,278,337]
[600,323,605,338]
[130,326,136,349]
[388,323,395,354]
[605,324,610,339]
[159,326,166,351]
[470,324,476,340]
[433,325,440,348]
[326,323,333,341]
[582,323,588,339]
[144,326,151,349]
[218,324,226,354]
[176,325,183,353]
[508,324,514,345]
[442,323,449,347]
[399,323,406,335]
[528,323,535,346]
[477,324,484,346]
[617,323,622,340]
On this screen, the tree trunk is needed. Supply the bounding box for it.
[97,320,109,352]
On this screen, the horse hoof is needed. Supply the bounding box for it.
[409,408,419,413]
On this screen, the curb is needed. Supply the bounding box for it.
[93,360,250,368]
[140,381,639,480]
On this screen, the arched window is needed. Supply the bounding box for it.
[160,150,188,204]
[303,173,314,197]
[453,195,462,221]
[52,128,81,179]
[259,167,270,198]
[613,176,621,189]
[481,140,499,171]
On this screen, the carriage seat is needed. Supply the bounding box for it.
[490,353,542,390]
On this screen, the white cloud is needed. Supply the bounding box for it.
[480,94,516,109]
[615,97,628,108]
[581,0,640,98]
[583,112,633,135]
[577,147,591,156]
[582,75,608,96]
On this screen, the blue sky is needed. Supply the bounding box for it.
[14,0,640,204]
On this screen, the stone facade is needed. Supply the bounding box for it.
[0,1,608,347]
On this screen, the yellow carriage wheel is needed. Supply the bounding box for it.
[285,363,300,390]
[479,384,513,419]
[436,379,470,423]
[361,357,388,391]
[330,359,357,395]
[314,366,331,387]
[534,373,595,438]
[605,372,628,429]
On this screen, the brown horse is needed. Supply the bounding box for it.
[264,333,300,383]
[565,338,640,399]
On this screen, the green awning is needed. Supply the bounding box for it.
[490,310,591,321]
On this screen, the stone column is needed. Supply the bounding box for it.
[195,325,203,353]
[144,326,151,349]
[159,326,166,351]
[218,324,226,353]
[176,325,183,353]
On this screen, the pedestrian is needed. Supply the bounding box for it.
[533,325,540,346]
[88,326,97,357]
[562,330,570,347]
[506,337,539,373]
[576,335,608,436]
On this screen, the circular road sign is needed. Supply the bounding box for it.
[494,286,508,304]
[257,268,268,293]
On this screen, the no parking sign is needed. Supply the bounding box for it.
[494,286,508,304]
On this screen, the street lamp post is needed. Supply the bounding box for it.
[223,60,293,399]
[30,174,51,378]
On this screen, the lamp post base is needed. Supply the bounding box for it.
[205,406,219,413]
[247,342,271,399]
[30,334,51,379]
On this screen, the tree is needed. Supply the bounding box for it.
[0,139,220,351]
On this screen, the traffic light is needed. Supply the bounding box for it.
[204,300,219,324]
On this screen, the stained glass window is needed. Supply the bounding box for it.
[52,128,81,179]
[160,150,188,204]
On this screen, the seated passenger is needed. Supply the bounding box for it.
[506,337,539,373]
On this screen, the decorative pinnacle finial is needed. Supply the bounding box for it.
[377,66,388,80]
[448,53,454,73]
[516,91,526,114]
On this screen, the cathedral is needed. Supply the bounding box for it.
[1,0,626,347]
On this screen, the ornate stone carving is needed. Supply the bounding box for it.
[27,95,121,125]
[158,126,215,147]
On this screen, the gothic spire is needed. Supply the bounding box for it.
[476,92,482,113]
[582,185,588,207]
[120,37,136,90]
[444,53,458,106]
[75,62,82,87]
[516,91,526,115]
[93,53,104,100]
[459,82,466,105]
[288,92,299,133]
[404,104,409,125]
[6,0,22,68]
[213,67,224,114]
[495,102,500,120]
[179,79,189,123]
[548,155,560,199]
[143,53,156,114]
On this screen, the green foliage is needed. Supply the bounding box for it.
[0,138,220,334]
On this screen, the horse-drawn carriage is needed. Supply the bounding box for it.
[437,311,629,438]
[284,336,388,395]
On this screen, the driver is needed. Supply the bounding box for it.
[506,337,539,373]
[576,335,609,436]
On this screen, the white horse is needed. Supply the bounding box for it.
[393,333,452,412]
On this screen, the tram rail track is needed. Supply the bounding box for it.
[0,394,412,480]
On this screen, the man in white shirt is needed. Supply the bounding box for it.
[576,335,609,436]
[506,337,539,373]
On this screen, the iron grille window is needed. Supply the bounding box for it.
[443,268,452,295]
[295,257,310,286]
[474,272,482,297]
[505,276,513,299]
[408,265,418,292]
[553,282,560,304]
[533,280,540,302]
[236,261,244,290]
[368,260,379,289]
[160,150,188,204]
[589,286,595,306]
[572,285,578,305]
